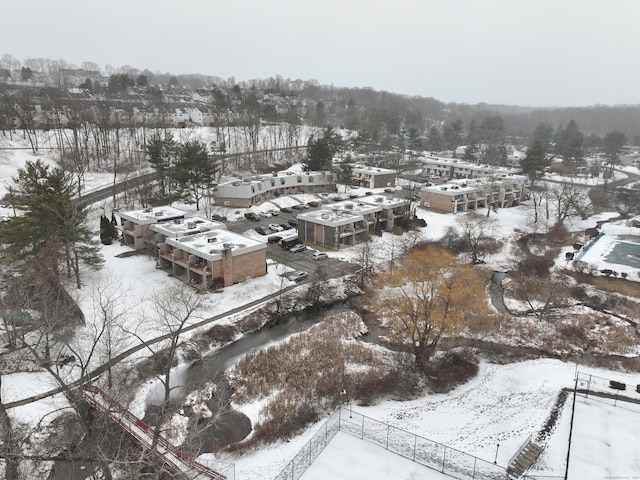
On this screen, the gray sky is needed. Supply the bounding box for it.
[4,0,639,107]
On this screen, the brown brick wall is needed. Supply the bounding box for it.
[420,191,454,213]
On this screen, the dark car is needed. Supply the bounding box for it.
[267,235,283,244]
[307,201,320,207]
[288,219,298,227]
[255,226,271,235]
[244,212,260,222]
[280,207,293,213]
[212,214,227,222]
[365,191,374,196]
[291,204,306,210]
[279,223,292,230]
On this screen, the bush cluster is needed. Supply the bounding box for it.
[424,350,479,393]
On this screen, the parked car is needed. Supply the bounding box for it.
[244,212,260,222]
[348,194,359,199]
[287,271,308,282]
[211,214,227,222]
[280,236,301,250]
[384,188,395,193]
[267,235,283,244]
[288,243,307,253]
[259,211,272,218]
[280,207,293,213]
[268,223,284,232]
[279,223,292,230]
[312,251,328,261]
[307,201,320,207]
[268,209,279,216]
[254,226,272,235]
[291,204,306,210]
[288,219,298,227]
[365,191,374,196]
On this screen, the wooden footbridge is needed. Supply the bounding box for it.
[83,385,226,480]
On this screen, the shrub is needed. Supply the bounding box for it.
[609,380,626,391]
[425,351,479,393]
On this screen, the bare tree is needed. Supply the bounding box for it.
[551,182,592,224]
[442,213,500,264]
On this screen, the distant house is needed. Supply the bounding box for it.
[215,171,336,208]
[420,155,522,179]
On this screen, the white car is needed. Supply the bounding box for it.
[312,251,328,261]
[268,209,279,216]
[288,271,308,282]
[268,223,284,232]
[259,211,272,218]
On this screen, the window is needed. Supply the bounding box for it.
[308,176,314,183]
[280,178,285,185]
[297,176,302,183]
[271,179,275,186]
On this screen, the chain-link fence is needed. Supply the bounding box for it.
[576,371,640,412]
[273,406,556,480]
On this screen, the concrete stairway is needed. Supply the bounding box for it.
[507,437,544,478]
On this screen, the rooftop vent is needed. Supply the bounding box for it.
[207,237,217,243]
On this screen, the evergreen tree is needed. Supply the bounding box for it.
[174,140,217,210]
[302,127,343,171]
[146,132,176,197]
[602,130,627,183]
[426,126,444,153]
[0,160,103,288]
[521,139,551,185]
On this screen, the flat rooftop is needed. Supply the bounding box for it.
[119,205,186,225]
[165,229,265,261]
[150,216,226,237]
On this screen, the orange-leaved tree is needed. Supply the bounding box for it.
[376,244,492,371]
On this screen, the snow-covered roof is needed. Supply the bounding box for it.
[150,216,226,237]
[119,205,186,225]
[165,229,265,261]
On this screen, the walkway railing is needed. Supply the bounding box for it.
[83,385,230,480]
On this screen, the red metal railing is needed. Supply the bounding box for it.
[83,385,226,480]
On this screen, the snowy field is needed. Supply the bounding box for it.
[1,134,639,479]
[223,359,640,480]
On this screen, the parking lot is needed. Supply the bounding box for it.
[223,207,360,283]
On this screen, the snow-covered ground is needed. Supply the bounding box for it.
[1,134,639,479]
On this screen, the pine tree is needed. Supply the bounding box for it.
[0,160,103,288]
[174,140,217,210]
[521,139,551,185]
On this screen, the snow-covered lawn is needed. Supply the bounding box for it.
[225,359,640,480]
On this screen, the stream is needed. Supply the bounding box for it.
[145,300,355,454]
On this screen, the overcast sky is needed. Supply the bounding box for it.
[3,0,639,107]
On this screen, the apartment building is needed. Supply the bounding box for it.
[158,230,267,290]
[215,170,335,208]
[420,175,528,214]
[351,165,396,189]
